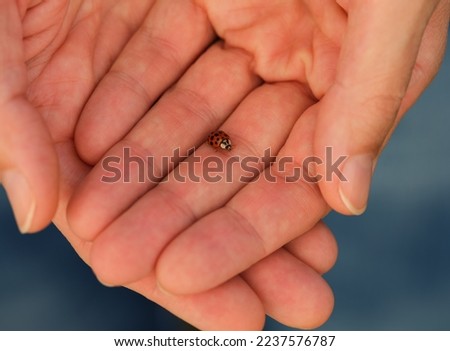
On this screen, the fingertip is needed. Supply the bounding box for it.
[0,106,59,234]
[316,151,374,216]
[89,233,129,287]
[339,154,373,215]
[315,163,354,216]
[298,281,335,330]
[1,167,58,234]
[287,222,339,275]
[244,251,335,329]
[155,222,242,296]
[320,232,339,275]
[288,273,335,330]
[74,105,108,166]
[14,163,59,234]
[66,155,123,242]
[155,246,191,295]
[313,222,339,274]
[75,82,135,165]
[152,277,267,331]
[88,224,156,287]
[66,182,97,241]
[28,156,59,234]
[2,170,37,233]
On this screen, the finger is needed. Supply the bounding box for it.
[56,207,266,330]
[0,1,58,233]
[135,234,336,330]
[88,82,311,286]
[285,221,338,275]
[53,153,265,331]
[131,275,266,331]
[242,249,334,329]
[241,221,338,328]
[55,141,335,330]
[315,0,441,215]
[56,164,335,332]
[57,161,332,331]
[83,0,156,79]
[111,224,336,330]
[67,43,259,241]
[149,234,336,330]
[75,0,215,164]
[153,222,337,329]
[156,104,329,294]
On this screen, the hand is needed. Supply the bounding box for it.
[67,43,338,329]
[0,1,337,330]
[67,0,449,306]
[197,0,450,216]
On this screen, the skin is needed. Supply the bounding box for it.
[0,0,448,329]
[70,0,448,301]
[0,0,336,330]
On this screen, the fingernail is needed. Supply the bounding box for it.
[339,154,373,215]
[1,170,36,233]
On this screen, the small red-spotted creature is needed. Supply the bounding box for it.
[207,130,232,151]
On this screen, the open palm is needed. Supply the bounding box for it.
[0,0,339,330]
[66,0,448,329]
[63,0,448,329]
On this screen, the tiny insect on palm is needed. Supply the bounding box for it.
[207,130,232,151]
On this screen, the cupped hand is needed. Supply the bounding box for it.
[68,0,449,313]
[0,0,337,330]
[196,0,450,215]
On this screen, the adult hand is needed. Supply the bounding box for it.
[196,0,450,215]
[1,0,337,330]
[68,0,449,303]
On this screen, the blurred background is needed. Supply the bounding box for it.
[1,39,449,331]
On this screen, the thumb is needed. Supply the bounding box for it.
[314,0,441,215]
[0,2,58,233]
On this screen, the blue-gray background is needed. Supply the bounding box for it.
[1,40,449,331]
